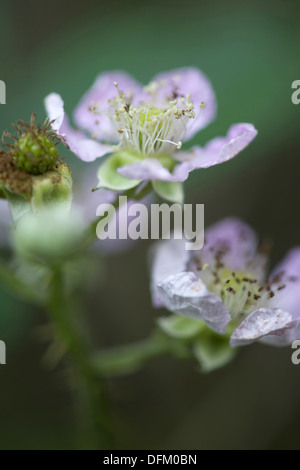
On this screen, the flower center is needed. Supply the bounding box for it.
[193,255,288,324]
[201,267,264,319]
[90,81,206,155]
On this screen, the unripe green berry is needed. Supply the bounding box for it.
[12,132,59,175]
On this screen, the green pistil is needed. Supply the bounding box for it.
[139,107,164,126]
[138,107,164,150]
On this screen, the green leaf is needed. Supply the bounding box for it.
[152,180,184,204]
[158,314,204,339]
[97,151,142,191]
[193,334,236,373]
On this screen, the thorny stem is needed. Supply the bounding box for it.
[47,267,113,449]
[0,256,191,445]
[0,182,167,448]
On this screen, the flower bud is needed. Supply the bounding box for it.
[13,208,86,264]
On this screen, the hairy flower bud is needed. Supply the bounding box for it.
[13,208,86,264]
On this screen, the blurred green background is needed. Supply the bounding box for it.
[0,0,300,449]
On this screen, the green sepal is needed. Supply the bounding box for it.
[2,162,72,224]
[97,151,142,191]
[31,163,72,213]
[152,180,184,204]
[158,314,205,339]
[193,332,237,373]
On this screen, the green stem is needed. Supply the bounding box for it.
[92,331,191,377]
[47,268,113,449]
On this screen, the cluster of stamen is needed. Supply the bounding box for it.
[192,246,294,322]
[89,81,206,155]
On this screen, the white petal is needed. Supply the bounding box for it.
[158,271,231,334]
[150,238,189,307]
[45,93,113,162]
[230,308,294,347]
[44,93,65,133]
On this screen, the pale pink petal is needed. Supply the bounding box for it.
[60,117,113,162]
[179,123,258,169]
[268,248,300,319]
[73,71,143,141]
[260,248,300,345]
[201,218,260,272]
[45,93,113,162]
[150,67,217,140]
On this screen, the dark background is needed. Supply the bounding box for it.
[0,0,300,449]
